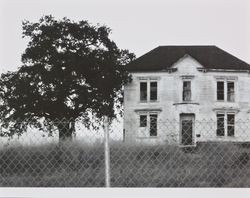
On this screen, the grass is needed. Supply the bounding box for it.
[0,142,105,187]
[1,141,250,187]
[110,142,250,187]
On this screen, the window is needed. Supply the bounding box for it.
[139,115,147,127]
[217,81,224,101]
[140,82,147,101]
[227,114,235,136]
[140,81,158,102]
[217,81,235,102]
[216,113,235,137]
[227,82,235,102]
[183,81,191,101]
[216,113,225,136]
[138,113,158,137]
[149,114,157,136]
[150,82,157,101]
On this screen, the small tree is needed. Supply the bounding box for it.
[0,15,135,141]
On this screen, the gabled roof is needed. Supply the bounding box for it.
[125,46,250,72]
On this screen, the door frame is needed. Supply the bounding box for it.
[179,113,196,147]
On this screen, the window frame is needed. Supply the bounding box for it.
[217,81,225,101]
[138,112,158,137]
[216,112,235,137]
[227,113,235,137]
[216,113,225,136]
[139,114,147,127]
[150,81,158,101]
[149,114,158,137]
[216,80,235,102]
[139,79,158,102]
[182,80,192,101]
[227,81,235,102]
[140,81,148,102]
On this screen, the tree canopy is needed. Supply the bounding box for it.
[0,15,135,140]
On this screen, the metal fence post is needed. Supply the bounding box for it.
[104,116,111,187]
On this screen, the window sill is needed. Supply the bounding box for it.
[139,100,159,103]
[173,102,199,105]
[135,108,162,112]
[216,100,235,103]
[216,136,235,138]
[179,144,196,148]
[136,136,158,139]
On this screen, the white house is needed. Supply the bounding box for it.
[123,46,250,146]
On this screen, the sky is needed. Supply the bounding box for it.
[0,0,250,73]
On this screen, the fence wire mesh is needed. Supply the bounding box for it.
[1,118,250,187]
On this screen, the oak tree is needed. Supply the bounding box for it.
[0,15,134,141]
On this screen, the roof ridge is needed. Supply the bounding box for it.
[158,45,217,47]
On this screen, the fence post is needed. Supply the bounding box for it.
[104,116,111,187]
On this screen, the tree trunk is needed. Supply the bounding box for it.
[57,121,75,143]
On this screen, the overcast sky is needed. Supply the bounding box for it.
[0,0,250,73]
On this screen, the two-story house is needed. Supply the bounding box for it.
[123,46,250,146]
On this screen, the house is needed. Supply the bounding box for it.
[123,46,250,146]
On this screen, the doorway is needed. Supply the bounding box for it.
[180,114,195,146]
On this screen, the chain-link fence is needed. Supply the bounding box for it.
[1,117,250,187]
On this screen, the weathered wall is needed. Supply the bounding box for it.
[124,55,250,145]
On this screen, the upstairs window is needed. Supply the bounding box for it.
[227,82,235,102]
[183,81,191,101]
[140,81,158,102]
[150,82,157,101]
[140,82,147,101]
[217,81,235,102]
[217,81,224,101]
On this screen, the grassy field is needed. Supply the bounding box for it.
[0,141,250,187]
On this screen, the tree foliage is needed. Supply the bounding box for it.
[0,15,135,139]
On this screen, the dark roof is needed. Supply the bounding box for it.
[125,46,250,72]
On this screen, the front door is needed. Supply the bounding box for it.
[180,114,195,146]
